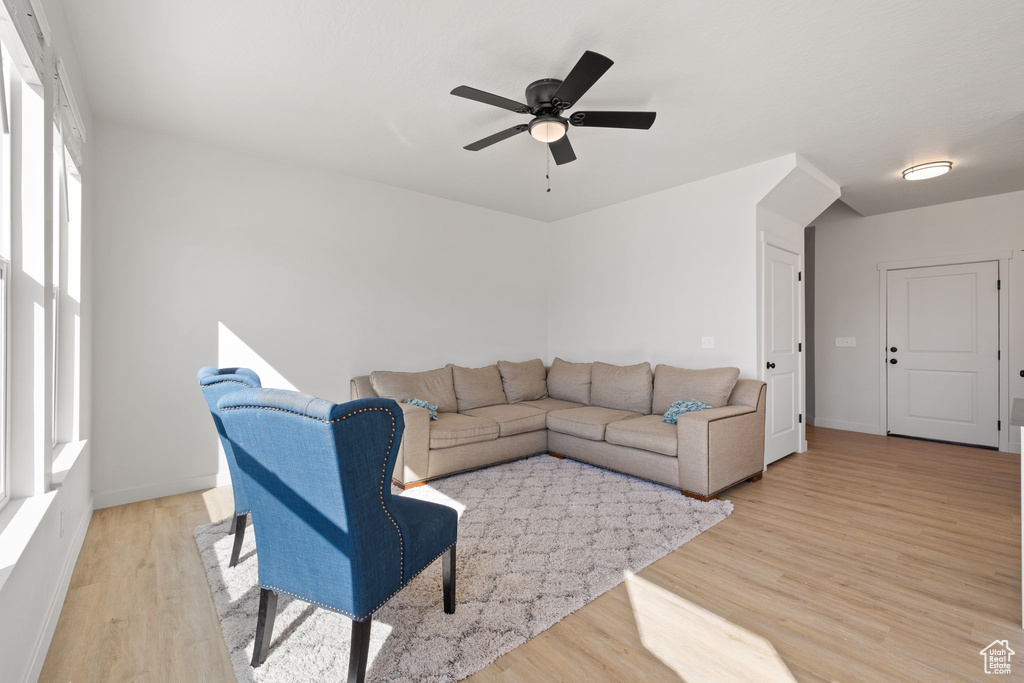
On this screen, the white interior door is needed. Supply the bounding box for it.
[764,244,801,465]
[886,261,999,448]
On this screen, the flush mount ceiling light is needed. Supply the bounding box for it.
[528,115,567,143]
[902,161,952,180]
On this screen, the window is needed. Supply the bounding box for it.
[0,42,10,510]
[50,122,60,446]
[0,1,86,510]
[49,282,57,445]
[0,260,7,510]
[65,160,81,441]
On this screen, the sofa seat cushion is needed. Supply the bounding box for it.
[546,406,641,442]
[519,397,585,413]
[462,404,547,437]
[429,413,499,449]
[605,415,677,456]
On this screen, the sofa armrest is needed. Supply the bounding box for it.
[676,400,765,497]
[350,375,378,400]
[393,402,430,486]
[728,379,765,409]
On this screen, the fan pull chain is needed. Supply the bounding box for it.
[546,145,551,193]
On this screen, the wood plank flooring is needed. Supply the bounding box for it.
[40,427,1022,681]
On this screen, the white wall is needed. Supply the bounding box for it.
[547,155,839,381]
[547,158,788,375]
[91,122,549,507]
[813,191,1024,452]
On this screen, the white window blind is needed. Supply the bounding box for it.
[0,0,85,167]
[0,0,44,84]
[55,60,83,169]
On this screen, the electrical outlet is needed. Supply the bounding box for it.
[59,508,65,537]
[835,337,857,347]
[701,336,715,349]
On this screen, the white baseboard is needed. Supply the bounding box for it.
[24,497,93,683]
[810,417,882,435]
[94,471,232,509]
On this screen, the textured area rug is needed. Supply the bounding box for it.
[194,455,733,682]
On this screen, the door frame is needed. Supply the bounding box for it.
[877,250,1013,452]
[758,230,806,460]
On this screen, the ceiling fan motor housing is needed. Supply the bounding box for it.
[525,78,566,110]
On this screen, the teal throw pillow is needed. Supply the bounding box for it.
[404,398,439,421]
[663,399,711,423]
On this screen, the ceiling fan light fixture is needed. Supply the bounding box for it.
[529,116,567,143]
[902,161,952,180]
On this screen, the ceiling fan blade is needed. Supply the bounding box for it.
[552,51,614,108]
[451,86,530,113]
[569,111,656,129]
[463,125,528,151]
[548,135,576,165]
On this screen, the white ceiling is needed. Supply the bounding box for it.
[61,0,1024,222]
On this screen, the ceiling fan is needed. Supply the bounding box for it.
[450,50,656,165]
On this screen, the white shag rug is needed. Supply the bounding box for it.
[194,455,733,682]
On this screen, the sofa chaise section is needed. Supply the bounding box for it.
[550,376,766,500]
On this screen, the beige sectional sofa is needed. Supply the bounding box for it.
[350,358,766,500]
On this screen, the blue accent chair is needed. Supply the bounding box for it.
[197,366,262,567]
[215,388,458,679]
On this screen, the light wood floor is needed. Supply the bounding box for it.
[41,427,1022,681]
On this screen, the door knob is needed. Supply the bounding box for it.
[890,359,898,364]
[766,362,776,369]
[890,347,897,352]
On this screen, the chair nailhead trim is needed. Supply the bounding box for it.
[378,412,404,593]
[205,380,251,387]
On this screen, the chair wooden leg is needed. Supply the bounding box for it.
[228,513,237,534]
[443,544,456,614]
[348,617,372,683]
[748,472,763,483]
[251,588,278,667]
[230,513,248,567]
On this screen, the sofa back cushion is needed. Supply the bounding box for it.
[496,359,548,403]
[449,364,508,411]
[546,358,592,405]
[652,365,740,413]
[369,366,458,414]
[590,361,653,414]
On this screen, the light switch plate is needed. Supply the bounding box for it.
[835,337,857,347]
[701,336,715,349]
